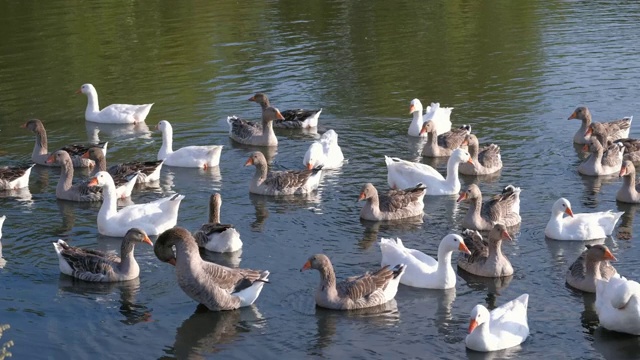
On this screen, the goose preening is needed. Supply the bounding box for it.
[408,99,453,137]
[358,183,426,221]
[193,193,242,253]
[617,160,640,203]
[465,294,530,352]
[300,253,405,310]
[595,276,640,335]
[227,106,283,146]
[302,129,344,170]
[458,134,503,175]
[0,164,34,190]
[248,93,322,129]
[566,244,617,293]
[77,83,153,124]
[155,227,269,311]
[22,118,106,167]
[457,184,522,231]
[83,147,163,184]
[419,122,470,157]
[587,121,640,167]
[156,120,223,169]
[379,234,470,289]
[568,106,631,144]
[245,151,322,196]
[458,224,514,278]
[45,150,103,202]
[577,136,624,176]
[544,198,623,241]
[53,228,152,282]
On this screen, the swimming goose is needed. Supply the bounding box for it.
[420,122,470,157]
[155,227,269,311]
[0,164,34,190]
[595,276,640,335]
[408,99,453,137]
[227,106,283,146]
[458,224,514,278]
[77,83,153,124]
[88,171,184,237]
[45,150,103,202]
[156,120,223,169]
[617,160,640,203]
[566,244,617,293]
[385,148,472,195]
[301,253,405,310]
[465,294,530,352]
[379,234,470,289]
[21,119,106,167]
[544,198,623,241]
[53,228,152,282]
[578,137,624,176]
[358,182,426,221]
[245,151,322,196]
[302,129,344,170]
[83,147,163,184]
[586,122,640,166]
[458,134,503,175]
[193,193,242,253]
[248,93,322,129]
[457,184,522,231]
[568,106,632,144]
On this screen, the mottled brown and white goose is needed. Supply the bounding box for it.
[566,244,617,293]
[248,93,322,129]
[84,147,163,184]
[618,160,640,203]
[457,224,514,277]
[300,253,405,310]
[419,122,470,157]
[578,137,624,176]
[244,151,322,195]
[53,228,153,282]
[21,119,106,168]
[568,106,632,144]
[457,184,521,231]
[227,106,283,146]
[154,227,269,311]
[193,193,242,253]
[458,134,503,175]
[586,121,640,166]
[0,164,34,190]
[358,182,426,221]
[45,150,103,202]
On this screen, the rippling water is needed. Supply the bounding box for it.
[1,1,640,359]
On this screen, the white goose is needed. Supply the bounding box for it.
[595,276,640,335]
[385,148,472,195]
[88,171,185,237]
[156,120,223,169]
[544,198,623,241]
[408,99,453,137]
[0,164,34,190]
[465,294,530,352]
[302,129,345,170]
[77,83,153,124]
[379,234,471,289]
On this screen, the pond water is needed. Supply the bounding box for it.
[1,1,640,359]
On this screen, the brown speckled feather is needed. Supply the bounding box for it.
[478,144,502,169]
[264,168,322,191]
[437,125,471,149]
[227,116,263,142]
[459,229,488,263]
[338,265,395,300]
[379,184,427,213]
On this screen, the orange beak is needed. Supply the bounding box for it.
[584,127,593,137]
[248,95,256,102]
[459,242,471,255]
[620,166,628,177]
[75,89,82,94]
[81,151,90,159]
[275,110,285,120]
[419,125,427,135]
[568,111,577,120]
[502,230,512,241]
[582,144,589,152]
[456,192,467,203]
[604,249,617,261]
[358,192,366,201]
[300,260,312,272]
[409,105,415,114]
[565,207,574,217]
[306,163,313,170]
[468,319,478,333]
[167,258,177,266]
[244,157,254,166]
[461,139,469,146]
[88,177,99,186]
[142,235,153,246]
[45,154,56,164]
[467,158,474,164]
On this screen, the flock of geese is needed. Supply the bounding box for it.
[2,85,640,353]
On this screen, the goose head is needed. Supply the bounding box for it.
[81,147,105,161]
[456,184,482,203]
[585,122,607,138]
[568,106,590,121]
[468,304,491,333]
[451,148,473,165]
[419,120,436,136]
[154,227,194,266]
[244,151,268,168]
[20,119,44,133]
[87,171,115,188]
[248,93,270,106]
[551,198,574,217]
[155,120,173,133]
[582,137,604,153]
[620,160,635,177]
[488,223,512,242]
[45,150,71,165]
[300,253,332,272]
[262,106,285,122]
[409,99,423,115]
[125,228,154,246]
[358,183,378,201]
[461,134,479,147]
[440,234,471,255]
[76,83,96,95]
[304,142,324,170]
[584,244,617,262]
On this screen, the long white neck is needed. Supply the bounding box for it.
[436,246,455,287]
[97,178,119,230]
[409,112,424,135]
[85,89,101,117]
[444,158,462,187]
[159,128,174,159]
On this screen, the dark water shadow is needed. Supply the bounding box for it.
[358,216,424,250]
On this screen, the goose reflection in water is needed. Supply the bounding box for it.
[85,121,151,144]
[615,202,639,240]
[168,305,264,359]
[358,216,424,250]
[458,269,514,298]
[249,192,322,232]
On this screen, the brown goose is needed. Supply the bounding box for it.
[568,106,631,144]
[300,253,405,310]
[419,122,470,157]
[0,164,34,190]
[578,137,624,176]
[244,151,322,195]
[45,150,103,202]
[458,224,514,277]
[154,227,269,311]
[458,184,521,231]
[458,134,503,175]
[358,183,426,221]
[227,106,283,146]
[249,92,322,129]
[566,244,617,293]
[53,228,152,282]
[618,160,640,203]
[21,119,106,167]
[83,147,163,184]
[587,121,640,166]
[193,193,242,253]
